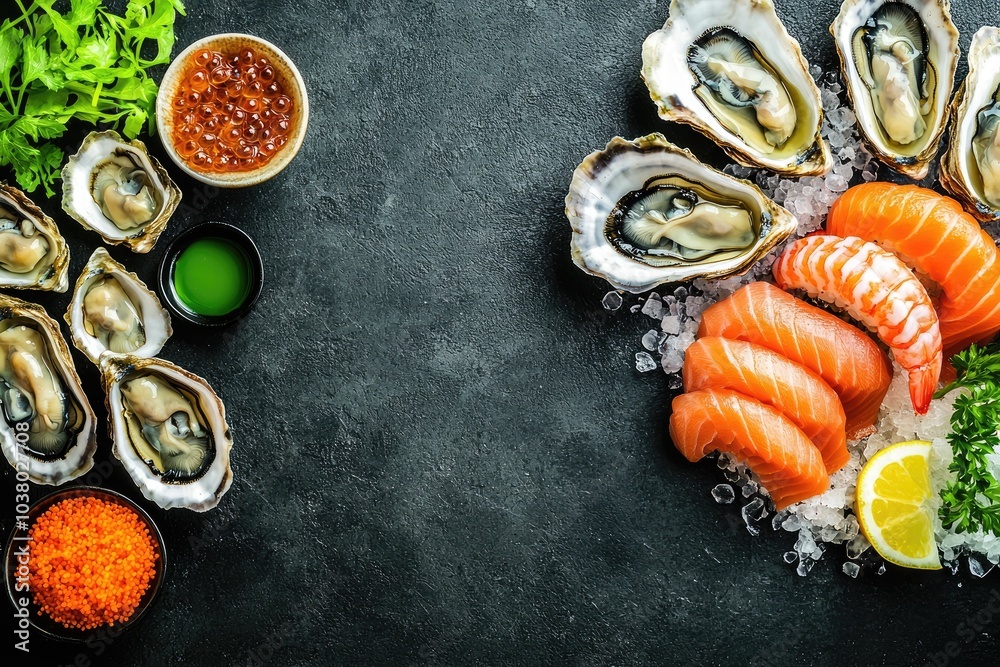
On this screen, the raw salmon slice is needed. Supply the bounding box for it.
[698,282,891,438]
[683,337,849,472]
[669,388,830,510]
[826,183,1000,356]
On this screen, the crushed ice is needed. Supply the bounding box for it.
[602,67,1000,576]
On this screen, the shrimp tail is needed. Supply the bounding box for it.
[909,359,942,415]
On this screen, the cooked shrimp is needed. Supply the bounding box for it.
[826,183,1000,356]
[772,235,942,414]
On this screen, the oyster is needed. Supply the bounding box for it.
[941,27,1000,222]
[566,134,797,293]
[61,131,182,253]
[65,248,173,365]
[102,355,233,511]
[641,0,831,176]
[0,295,97,485]
[831,0,959,179]
[0,184,70,292]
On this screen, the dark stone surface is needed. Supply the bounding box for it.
[2,0,1000,665]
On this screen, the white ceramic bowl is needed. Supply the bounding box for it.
[156,33,309,188]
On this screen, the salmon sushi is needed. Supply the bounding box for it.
[683,337,849,472]
[669,388,830,510]
[698,282,892,438]
[826,183,1000,356]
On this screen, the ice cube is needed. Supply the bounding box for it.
[743,497,767,523]
[969,554,994,579]
[660,351,683,374]
[846,534,870,560]
[826,173,848,192]
[635,352,657,373]
[661,316,680,335]
[711,483,735,505]
[641,329,660,351]
[642,298,664,320]
[842,562,860,578]
[783,551,798,564]
[602,291,623,311]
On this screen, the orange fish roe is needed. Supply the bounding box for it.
[28,497,159,631]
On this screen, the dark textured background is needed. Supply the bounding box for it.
[2,0,1000,665]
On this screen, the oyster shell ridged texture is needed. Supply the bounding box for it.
[61,130,182,253]
[102,355,233,512]
[941,26,1000,221]
[831,0,959,179]
[0,295,97,485]
[0,184,70,292]
[641,0,831,176]
[65,248,173,365]
[566,134,797,293]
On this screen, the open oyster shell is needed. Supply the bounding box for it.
[0,184,69,292]
[941,27,1000,222]
[641,0,831,176]
[61,130,182,253]
[65,248,173,365]
[566,134,797,293]
[0,295,97,485]
[831,0,959,179]
[101,355,233,511]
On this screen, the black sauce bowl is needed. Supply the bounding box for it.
[157,221,264,327]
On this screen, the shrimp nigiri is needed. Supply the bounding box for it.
[773,235,941,414]
[826,183,1000,356]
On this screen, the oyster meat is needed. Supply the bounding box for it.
[65,248,173,365]
[0,185,70,292]
[831,0,959,179]
[941,26,1000,221]
[566,134,797,293]
[0,296,97,485]
[61,130,182,253]
[642,0,831,176]
[102,355,233,511]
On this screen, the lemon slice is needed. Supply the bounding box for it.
[856,440,941,570]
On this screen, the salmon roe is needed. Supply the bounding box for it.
[28,497,159,631]
[171,46,294,173]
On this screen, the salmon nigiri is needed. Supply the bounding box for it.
[698,282,891,438]
[683,337,849,473]
[826,183,1000,355]
[773,235,942,415]
[669,389,830,509]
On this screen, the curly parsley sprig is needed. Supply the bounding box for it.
[0,0,186,196]
[935,344,1000,535]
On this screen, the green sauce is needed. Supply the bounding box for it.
[172,237,252,317]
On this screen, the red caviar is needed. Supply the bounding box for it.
[28,497,159,631]
[171,46,294,173]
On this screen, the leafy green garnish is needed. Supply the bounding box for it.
[0,0,185,196]
[936,344,1000,535]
